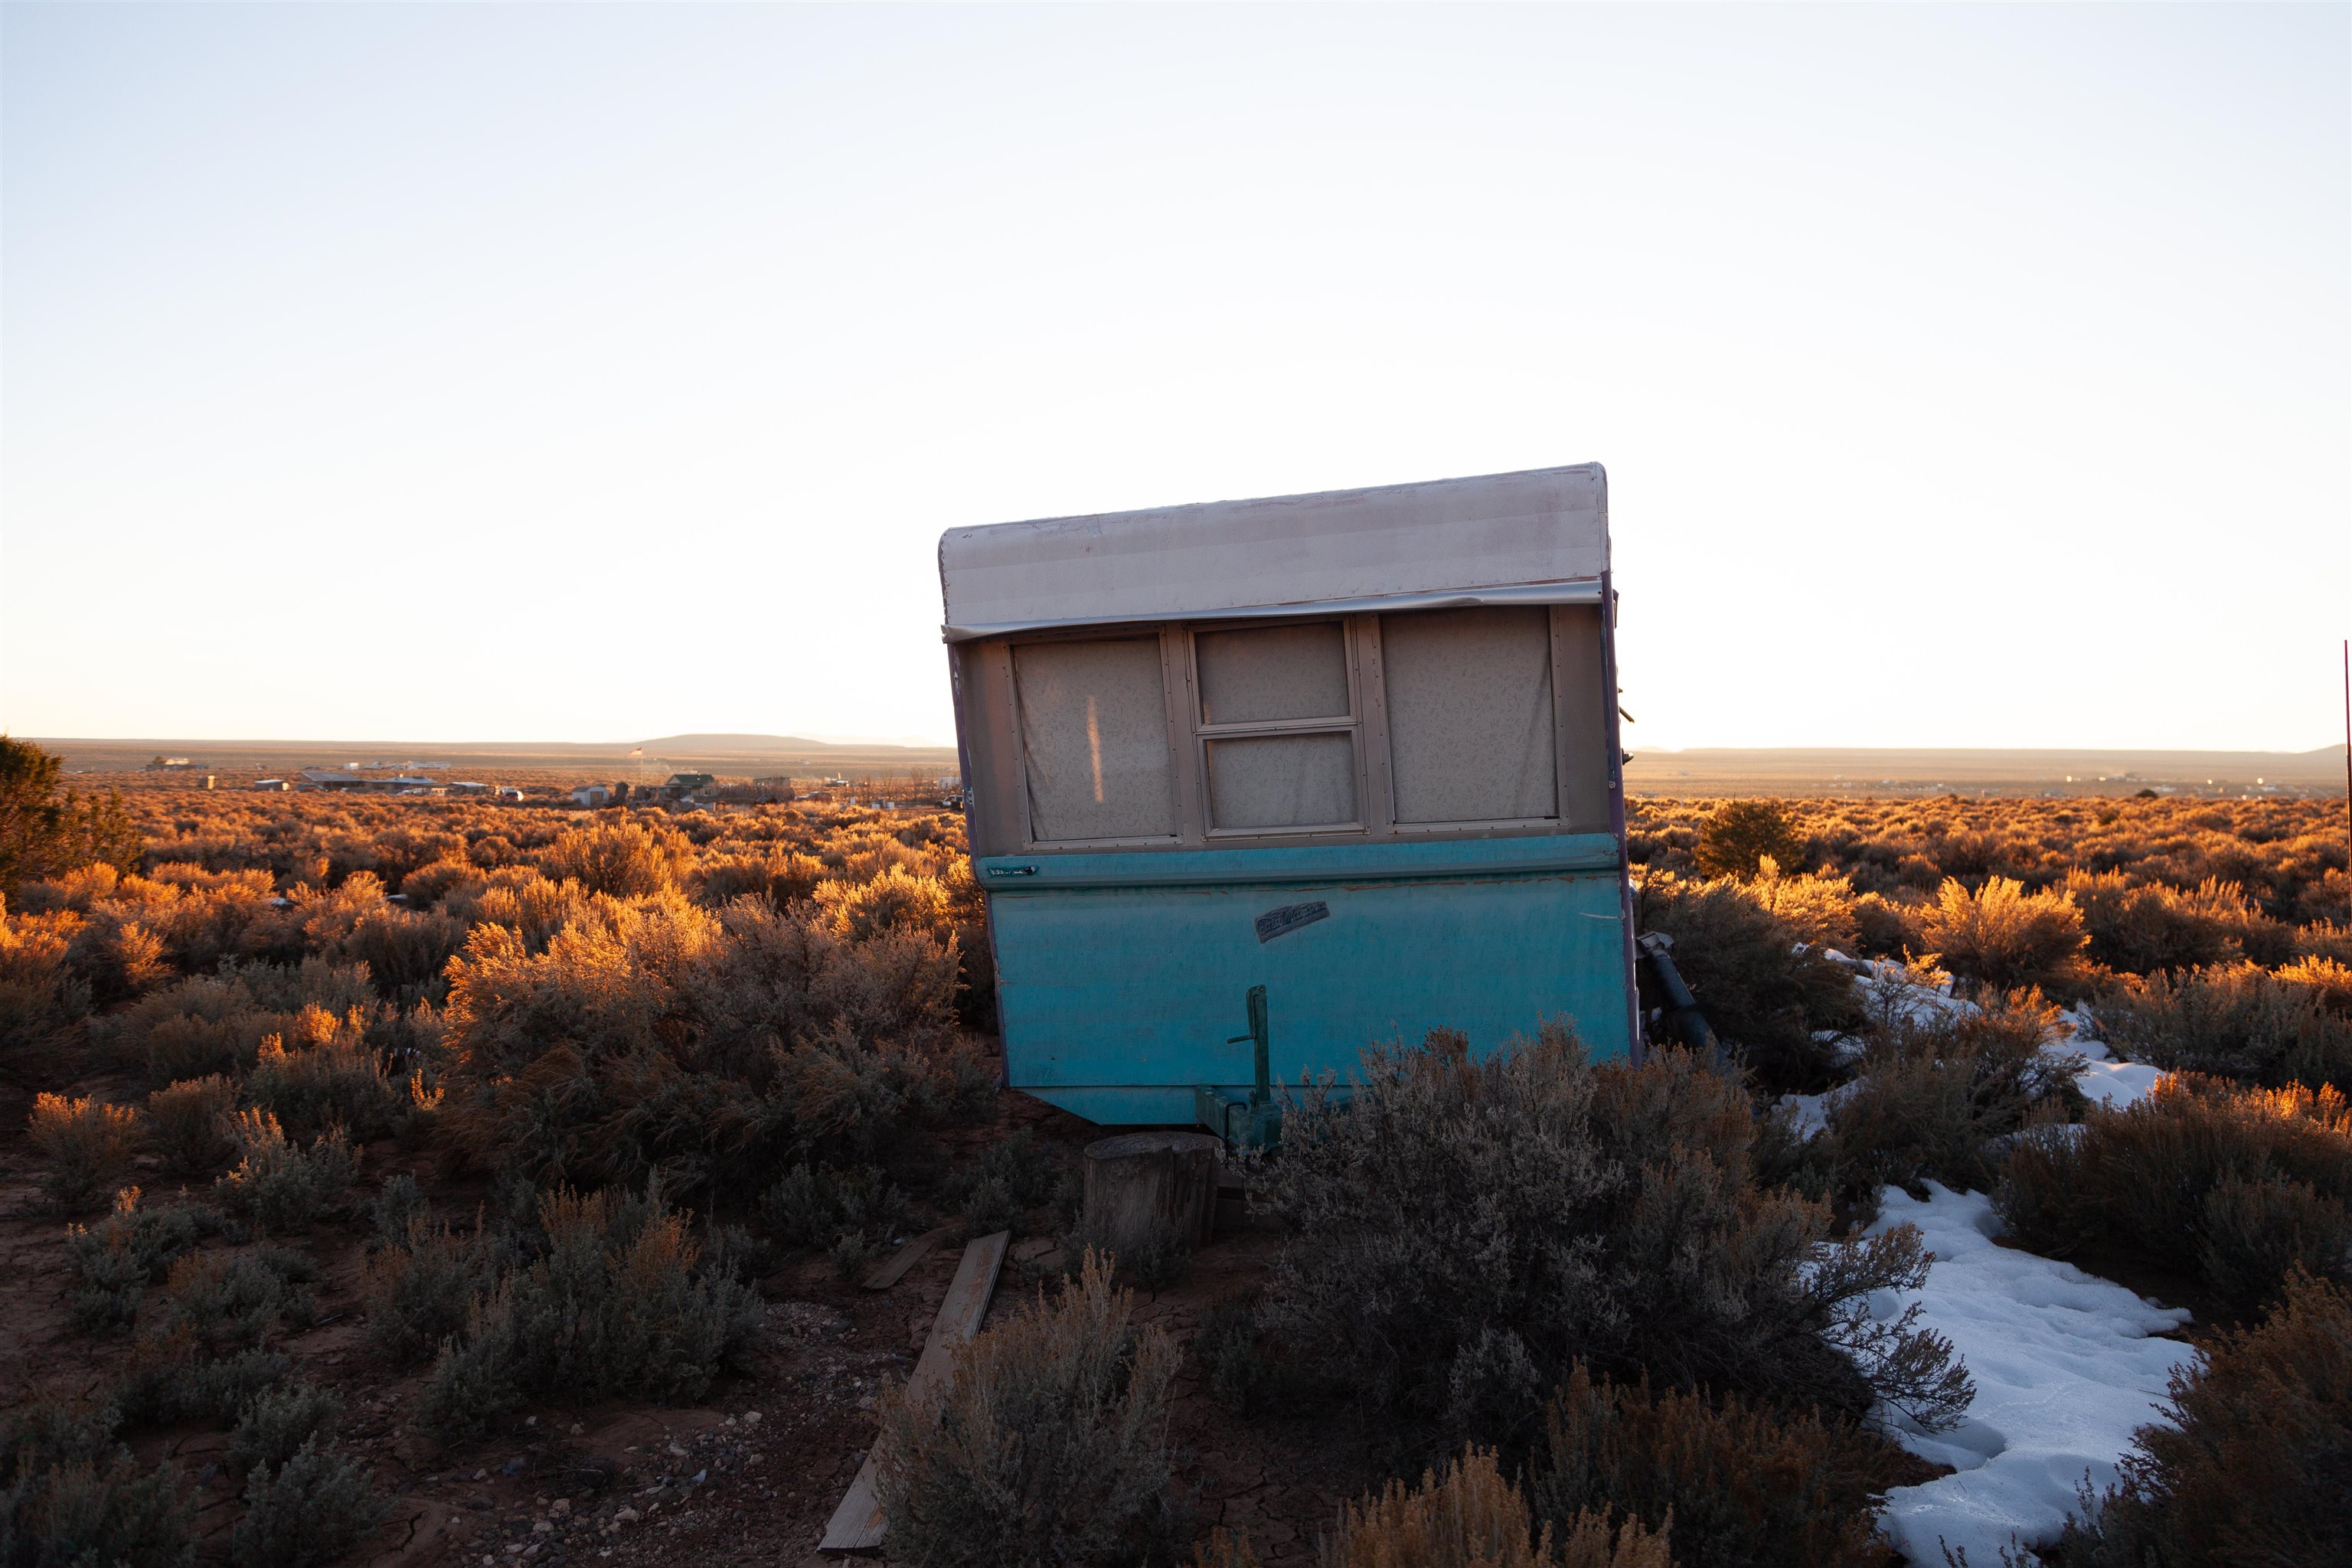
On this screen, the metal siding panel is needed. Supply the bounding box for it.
[987,844,1632,1116]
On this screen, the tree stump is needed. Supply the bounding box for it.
[1080,1132,1223,1262]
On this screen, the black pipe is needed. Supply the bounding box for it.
[1636,932,1723,1069]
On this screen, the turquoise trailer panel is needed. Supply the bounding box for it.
[982,836,1633,1119]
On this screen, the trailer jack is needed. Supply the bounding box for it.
[1195,983,1283,1148]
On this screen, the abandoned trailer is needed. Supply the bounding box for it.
[939,464,1636,1138]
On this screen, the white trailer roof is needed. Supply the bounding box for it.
[938,464,1607,642]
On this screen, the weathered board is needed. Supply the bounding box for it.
[818,1230,1010,1553]
[860,1223,961,1292]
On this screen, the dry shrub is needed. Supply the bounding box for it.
[1312,1446,1669,1568]
[0,1450,194,1568]
[35,863,282,985]
[2300,919,2352,966]
[1526,1363,1898,1568]
[0,1388,123,1481]
[1848,893,1913,957]
[760,1161,910,1278]
[106,958,381,1083]
[243,1007,410,1142]
[230,1435,385,1568]
[416,1185,759,1437]
[64,1187,224,1331]
[2280,953,2352,1013]
[110,1239,315,1428]
[438,892,976,1191]
[812,863,956,943]
[1251,1029,1971,1456]
[1635,876,1860,1091]
[688,850,827,908]
[126,982,271,1083]
[1694,801,1805,881]
[2100,961,2352,1091]
[145,1075,240,1174]
[1996,1073,2351,1315]
[396,856,480,907]
[211,1109,358,1233]
[2047,1272,2351,1568]
[1822,987,2085,1209]
[276,872,397,959]
[1743,861,1863,951]
[946,1128,1062,1240]
[118,1345,294,1431]
[442,868,603,952]
[0,896,92,1051]
[1915,876,2087,994]
[328,905,466,995]
[144,1247,318,1356]
[537,819,688,897]
[361,1212,505,1367]
[2063,872,2295,975]
[878,1251,1178,1568]
[26,1093,142,1210]
[224,1382,341,1478]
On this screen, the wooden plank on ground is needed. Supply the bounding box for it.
[861,1223,959,1292]
[818,1230,1010,1553]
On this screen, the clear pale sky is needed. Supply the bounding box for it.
[3,3,2345,752]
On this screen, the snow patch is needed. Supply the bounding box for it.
[1866,1185,2195,1566]
[1779,1092,1831,1140]
[2073,1057,2164,1109]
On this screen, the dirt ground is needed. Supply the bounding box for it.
[0,1081,1377,1568]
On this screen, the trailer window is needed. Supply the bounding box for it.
[1204,733,1357,830]
[1013,639,1179,842]
[1381,606,1557,823]
[1196,622,1351,724]
[1193,622,1359,831]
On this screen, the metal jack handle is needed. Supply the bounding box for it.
[1226,984,1271,1108]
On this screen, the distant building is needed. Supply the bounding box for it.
[296,769,439,794]
[449,781,489,795]
[652,772,717,803]
[571,784,611,808]
[253,779,289,792]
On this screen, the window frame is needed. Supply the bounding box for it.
[998,605,1585,853]
[1374,604,1576,837]
[1002,626,1189,851]
[1184,616,1368,839]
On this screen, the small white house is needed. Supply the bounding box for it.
[571,784,611,808]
